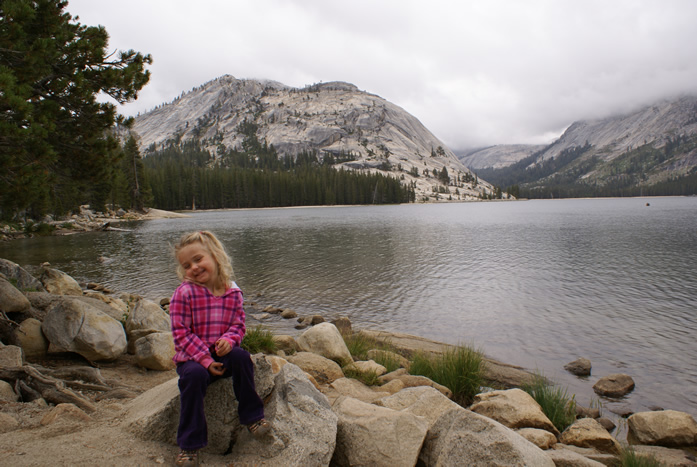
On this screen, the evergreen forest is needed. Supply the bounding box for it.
[142,138,416,211]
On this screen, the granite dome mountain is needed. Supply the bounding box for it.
[131,75,497,201]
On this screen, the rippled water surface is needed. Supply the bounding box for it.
[2,197,696,417]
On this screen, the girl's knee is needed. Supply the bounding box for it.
[177,361,210,385]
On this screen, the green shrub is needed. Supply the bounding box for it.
[409,344,484,406]
[618,446,662,467]
[241,326,277,354]
[521,373,576,432]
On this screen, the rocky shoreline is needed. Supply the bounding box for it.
[1,259,696,466]
[0,206,190,242]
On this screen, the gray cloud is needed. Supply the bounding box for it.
[67,0,697,149]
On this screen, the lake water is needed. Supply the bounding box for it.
[2,197,696,421]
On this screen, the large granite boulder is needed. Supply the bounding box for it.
[41,298,127,361]
[230,362,338,465]
[126,359,338,464]
[331,396,428,467]
[40,266,83,296]
[627,410,697,447]
[0,258,44,292]
[0,277,31,312]
[377,387,555,466]
[295,322,353,366]
[470,388,560,436]
[125,377,235,454]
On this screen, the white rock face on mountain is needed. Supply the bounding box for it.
[463,95,697,172]
[132,75,498,201]
[458,144,547,169]
[542,95,697,162]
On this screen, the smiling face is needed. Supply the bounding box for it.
[176,241,220,292]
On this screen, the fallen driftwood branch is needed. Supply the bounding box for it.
[0,365,99,413]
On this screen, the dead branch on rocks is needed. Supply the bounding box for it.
[0,365,100,413]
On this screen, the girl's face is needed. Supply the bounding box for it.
[177,242,219,291]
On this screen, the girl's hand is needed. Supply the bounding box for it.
[215,339,232,357]
[208,361,225,376]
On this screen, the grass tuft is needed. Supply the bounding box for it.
[521,373,576,432]
[241,325,277,354]
[618,446,662,467]
[408,344,484,406]
[343,367,381,386]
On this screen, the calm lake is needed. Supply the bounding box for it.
[2,197,696,419]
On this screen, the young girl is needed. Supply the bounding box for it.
[170,231,270,466]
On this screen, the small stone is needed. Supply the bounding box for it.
[593,373,635,397]
[564,357,591,376]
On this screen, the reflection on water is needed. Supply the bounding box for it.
[2,197,697,417]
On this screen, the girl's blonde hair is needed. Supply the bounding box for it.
[174,231,235,288]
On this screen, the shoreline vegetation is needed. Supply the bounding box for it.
[1,259,696,465]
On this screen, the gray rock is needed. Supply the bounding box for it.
[286,351,344,384]
[631,445,697,466]
[470,388,559,436]
[0,277,31,312]
[565,357,592,376]
[328,378,391,404]
[344,359,387,377]
[0,345,24,367]
[125,377,237,454]
[546,446,607,466]
[331,316,352,335]
[295,323,353,366]
[558,418,621,454]
[331,396,428,467]
[15,318,48,358]
[517,427,558,450]
[41,298,127,361]
[420,405,555,466]
[0,379,19,402]
[0,258,44,292]
[377,386,554,466]
[627,410,697,447]
[134,332,175,371]
[125,298,170,336]
[40,266,83,296]
[280,308,297,319]
[230,363,338,466]
[593,373,635,397]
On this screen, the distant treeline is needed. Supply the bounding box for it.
[143,139,415,210]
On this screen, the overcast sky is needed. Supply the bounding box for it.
[66,0,697,150]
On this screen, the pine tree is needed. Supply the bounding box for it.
[0,0,151,219]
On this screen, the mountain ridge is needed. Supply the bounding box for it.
[132,75,498,201]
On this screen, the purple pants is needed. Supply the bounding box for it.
[176,346,265,450]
